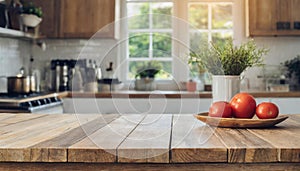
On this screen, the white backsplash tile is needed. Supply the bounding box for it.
[0,38,30,92]
[31,39,118,91]
[1,35,300,92]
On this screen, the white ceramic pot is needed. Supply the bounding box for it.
[212,75,240,102]
[135,78,156,91]
[20,14,42,27]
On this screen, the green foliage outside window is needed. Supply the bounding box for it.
[127,2,234,80]
[128,2,173,79]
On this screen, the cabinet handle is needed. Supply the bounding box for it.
[294,22,300,30]
[276,22,290,30]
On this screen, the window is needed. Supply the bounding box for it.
[126,1,173,79]
[188,2,233,78]
[122,0,234,81]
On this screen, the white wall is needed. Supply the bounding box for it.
[0,38,30,92]
[243,37,300,91]
[31,39,118,91]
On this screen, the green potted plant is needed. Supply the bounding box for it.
[134,61,162,91]
[191,38,268,76]
[282,55,300,90]
[190,38,269,101]
[20,1,42,27]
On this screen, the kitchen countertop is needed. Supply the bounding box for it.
[0,113,299,170]
[0,91,69,103]
[66,90,300,98]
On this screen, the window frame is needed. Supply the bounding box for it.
[119,0,242,86]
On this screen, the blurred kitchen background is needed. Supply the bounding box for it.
[1,0,300,93]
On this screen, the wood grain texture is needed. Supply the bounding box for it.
[69,114,145,162]
[32,114,119,148]
[0,115,79,147]
[0,114,118,162]
[0,113,298,165]
[59,0,115,38]
[171,114,227,163]
[0,114,42,127]
[194,113,289,128]
[0,162,300,171]
[292,0,300,22]
[215,128,278,163]
[247,0,300,36]
[248,115,300,162]
[118,114,172,163]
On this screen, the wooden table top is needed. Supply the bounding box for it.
[0,113,299,165]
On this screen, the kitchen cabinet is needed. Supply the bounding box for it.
[247,0,300,36]
[59,0,115,38]
[23,0,115,38]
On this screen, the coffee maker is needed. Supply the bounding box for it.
[50,59,76,92]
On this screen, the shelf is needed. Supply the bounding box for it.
[0,27,44,40]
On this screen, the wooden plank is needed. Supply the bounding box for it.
[32,114,119,148]
[0,148,67,163]
[69,114,145,163]
[6,115,101,147]
[0,114,18,121]
[215,128,278,163]
[0,114,19,125]
[0,114,46,127]
[0,114,104,162]
[0,115,77,162]
[248,115,300,162]
[171,114,227,163]
[27,114,120,162]
[117,114,172,163]
[0,113,298,164]
[0,162,300,171]
[0,114,77,146]
[0,114,56,140]
[289,114,300,122]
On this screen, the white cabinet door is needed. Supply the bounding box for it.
[249,98,299,114]
[63,98,212,114]
[270,98,300,114]
[255,98,271,104]
[63,97,299,115]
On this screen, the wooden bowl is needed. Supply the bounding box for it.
[194,112,289,128]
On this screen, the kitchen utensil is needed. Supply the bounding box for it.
[84,82,98,92]
[71,65,83,91]
[28,56,40,93]
[194,112,289,128]
[7,76,31,94]
[98,78,122,91]
[59,60,69,91]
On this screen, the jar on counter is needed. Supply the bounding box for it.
[71,65,83,92]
